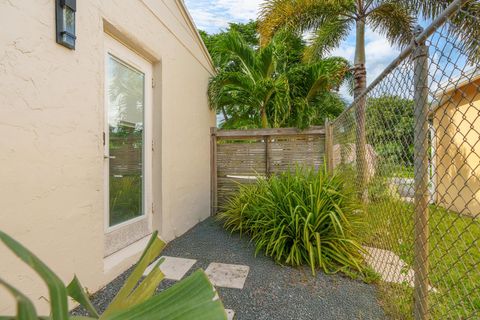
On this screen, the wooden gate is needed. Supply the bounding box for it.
[210,127,327,214]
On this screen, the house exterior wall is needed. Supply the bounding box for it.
[0,0,215,314]
[433,79,480,216]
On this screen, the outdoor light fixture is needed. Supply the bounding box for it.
[55,0,76,49]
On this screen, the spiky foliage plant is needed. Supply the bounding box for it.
[218,166,365,275]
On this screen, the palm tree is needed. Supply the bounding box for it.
[258,0,415,198]
[285,60,351,128]
[208,31,287,128]
[207,31,351,129]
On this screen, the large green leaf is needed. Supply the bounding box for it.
[66,276,99,318]
[122,258,165,307]
[102,270,227,320]
[1,230,226,320]
[0,231,69,320]
[100,232,165,318]
[0,278,37,320]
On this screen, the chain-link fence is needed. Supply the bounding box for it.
[330,0,479,319]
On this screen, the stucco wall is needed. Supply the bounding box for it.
[0,0,215,314]
[433,79,480,216]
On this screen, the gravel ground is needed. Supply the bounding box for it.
[73,218,386,320]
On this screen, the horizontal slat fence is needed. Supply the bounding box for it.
[211,127,326,214]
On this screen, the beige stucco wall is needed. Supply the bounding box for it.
[0,0,215,315]
[433,79,480,216]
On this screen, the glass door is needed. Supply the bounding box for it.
[106,54,145,226]
[103,35,153,254]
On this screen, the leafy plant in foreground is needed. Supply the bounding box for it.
[0,231,226,320]
[218,166,365,275]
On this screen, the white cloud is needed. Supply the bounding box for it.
[214,0,262,20]
[187,7,230,31]
[364,28,399,81]
[185,0,262,33]
[331,44,355,61]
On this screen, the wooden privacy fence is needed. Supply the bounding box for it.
[210,126,330,215]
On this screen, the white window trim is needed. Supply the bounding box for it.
[103,34,153,239]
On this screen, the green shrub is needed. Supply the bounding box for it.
[218,166,366,275]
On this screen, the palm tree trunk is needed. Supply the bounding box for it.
[221,106,229,121]
[354,17,368,202]
[261,107,269,128]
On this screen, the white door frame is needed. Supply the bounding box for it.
[103,34,153,247]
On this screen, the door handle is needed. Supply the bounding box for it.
[104,155,116,159]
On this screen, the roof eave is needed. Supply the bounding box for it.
[175,0,216,75]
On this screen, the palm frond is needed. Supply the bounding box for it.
[270,29,307,72]
[257,45,276,78]
[304,17,353,62]
[216,31,259,78]
[306,57,351,100]
[208,71,255,110]
[405,0,480,62]
[367,1,416,47]
[258,0,355,45]
[405,0,453,20]
[268,73,292,127]
[451,1,480,61]
[287,57,351,101]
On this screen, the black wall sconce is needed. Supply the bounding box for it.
[55,0,76,49]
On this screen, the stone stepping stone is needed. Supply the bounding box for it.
[225,309,235,320]
[143,256,197,280]
[205,262,250,289]
[363,246,437,292]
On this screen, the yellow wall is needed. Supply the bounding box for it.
[433,79,480,216]
[0,0,215,314]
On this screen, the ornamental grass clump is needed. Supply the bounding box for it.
[218,166,365,275]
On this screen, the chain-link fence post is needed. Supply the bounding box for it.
[325,119,334,173]
[412,25,430,320]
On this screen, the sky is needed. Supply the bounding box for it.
[184,0,402,100]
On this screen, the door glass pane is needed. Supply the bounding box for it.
[107,55,145,226]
